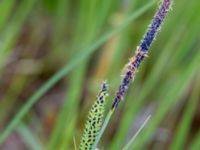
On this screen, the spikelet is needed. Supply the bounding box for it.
[111,0,172,109]
[79,81,108,150]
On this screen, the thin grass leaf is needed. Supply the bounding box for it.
[0,0,15,31]
[16,123,43,150]
[190,128,200,150]
[51,0,69,50]
[0,0,37,67]
[94,0,171,148]
[169,76,200,150]
[122,115,151,150]
[0,2,155,144]
[92,109,113,150]
[73,136,77,150]
[48,1,113,148]
[110,1,200,148]
[131,49,200,149]
[54,64,87,150]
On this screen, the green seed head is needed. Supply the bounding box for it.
[79,81,108,150]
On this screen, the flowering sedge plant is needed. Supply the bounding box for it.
[80,0,172,149]
[79,81,108,150]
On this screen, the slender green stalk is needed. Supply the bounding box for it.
[131,49,200,149]
[92,110,113,149]
[0,0,37,66]
[73,136,77,150]
[110,1,200,148]
[170,76,200,150]
[0,0,15,31]
[190,129,200,150]
[123,115,151,150]
[16,123,43,150]
[94,0,171,148]
[49,0,116,148]
[0,2,153,144]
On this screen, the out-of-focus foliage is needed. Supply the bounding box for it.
[0,0,199,149]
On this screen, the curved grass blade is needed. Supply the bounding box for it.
[122,115,151,150]
[131,49,200,149]
[110,1,200,148]
[0,0,37,67]
[16,123,43,150]
[94,0,170,148]
[48,0,119,148]
[190,128,200,150]
[170,76,200,150]
[92,109,113,150]
[0,0,15,31]
[0,1,156,144]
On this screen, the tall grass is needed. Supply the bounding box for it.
[0,0,199,149]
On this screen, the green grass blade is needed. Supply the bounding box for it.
[169,76,200,150]
[0,1,155,144]
[51,0,69,51]
[0,0,37,66]
[110,1,200,148]
[122,115,151,150]
[47,64,87,150]
[48,0,112,148]
[0,0,15,31]
[190,128,200,150]
[16,123,44,150]
[131,49,200,149]
[92,110,113,149]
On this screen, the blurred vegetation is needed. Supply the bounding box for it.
[0,0,199,149]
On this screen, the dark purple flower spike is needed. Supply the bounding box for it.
[112,0,172,110]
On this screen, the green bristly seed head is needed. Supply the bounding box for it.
[79,81,108,150]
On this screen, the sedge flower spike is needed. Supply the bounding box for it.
[80,81,108,150]
[112,0,172,109]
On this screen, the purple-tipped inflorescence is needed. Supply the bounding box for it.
[112,0,171,109]
[140,0,171,52]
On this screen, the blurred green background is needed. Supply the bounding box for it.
[0,0,200,149]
